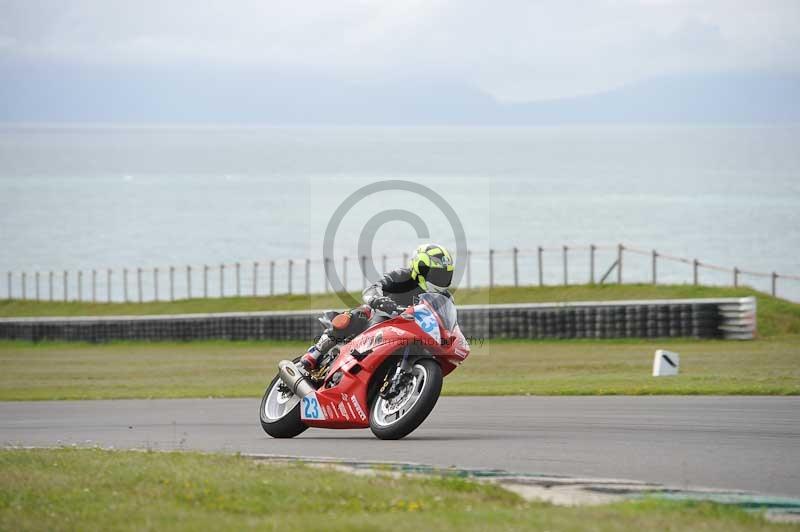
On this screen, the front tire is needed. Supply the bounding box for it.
[259,370,307,439]
[369,358,442,440]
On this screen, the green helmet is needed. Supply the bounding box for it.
[409,243,455,293]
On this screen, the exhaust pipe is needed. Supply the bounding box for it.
[278,360,316,398]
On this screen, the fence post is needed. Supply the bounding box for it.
[512,247,519,287]
[253,262,258,296]
[169,266,175,301]
[323,258,330,293]
[77,271,82,302]
[562,245,568,286]
[219,264,225,297]
[342,256,348,292]
[92,269,97,302]
[652,250,658,285]
[589,244,595,284]
[107,269,112,303]
[772,272,777,296]
[402,253,408,268]
[187,266,192,299]
[21,272,26,300]
[489,249,495,289]
[5,271,10,299]
[49,271,54,301]
[35,272,40,301]
[537,246,543,286]
[617,244,623,284]
[305,259,310,295]
[203,265,209,298]
[466,250,472,289]
[693,259,699,286]
[137,268,143,303]
[360,255,367,290]
[288,259,293,294]
[123,269,128,302]
[269,261,275,295]
[733,267,739,288]
[235,262,241,297]
[63,271,68,301]
[153,268,159,301]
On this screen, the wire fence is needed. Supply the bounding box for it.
[3,243,800,303]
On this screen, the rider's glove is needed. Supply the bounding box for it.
[371,296,398,315]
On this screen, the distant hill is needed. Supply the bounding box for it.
[502,72,800,124]
[0,63,797,124]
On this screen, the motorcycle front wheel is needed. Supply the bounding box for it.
[259,369,308,439]
[369,358,442,440]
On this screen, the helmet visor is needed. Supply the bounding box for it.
[426,267,453,289]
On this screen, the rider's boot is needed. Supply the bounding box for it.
[299,305,373,372]
[300,332,336,371]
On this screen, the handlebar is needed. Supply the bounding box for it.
[375,305,407,316]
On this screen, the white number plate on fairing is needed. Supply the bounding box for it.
[301,393,325,420]
[413,306,441,344]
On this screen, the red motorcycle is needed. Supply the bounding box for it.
[259,293,470,440]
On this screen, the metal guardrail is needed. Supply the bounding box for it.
[0,297,756,342]
[2,244,798,303]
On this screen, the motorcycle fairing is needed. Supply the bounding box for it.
[302,300,469,429]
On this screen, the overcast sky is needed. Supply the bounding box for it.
[1,0,798,103]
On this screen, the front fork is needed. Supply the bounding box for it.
[380,346,412,399]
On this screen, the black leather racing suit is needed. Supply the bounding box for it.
[301,268,451,370]
[362,267,447,309]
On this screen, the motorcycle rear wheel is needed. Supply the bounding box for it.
[259,368,308,439]
[369,358,442,440]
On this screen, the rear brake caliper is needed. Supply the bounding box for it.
[277,381,291,397]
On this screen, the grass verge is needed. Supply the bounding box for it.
[2,284,799,338]
[0,448,794,532]
[0,337,798,400]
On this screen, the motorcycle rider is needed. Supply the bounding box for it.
[300,243,455,371]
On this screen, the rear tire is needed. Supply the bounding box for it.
[259,370,308,439]
[369,358,442,440]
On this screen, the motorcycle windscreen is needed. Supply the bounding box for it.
[417,292,457,331]
[413,304,442,345]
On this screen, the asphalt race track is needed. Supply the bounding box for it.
[1,396,798,498]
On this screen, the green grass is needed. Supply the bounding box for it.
[453,337,800,395]
[2,284,799,338]
[1,284,798,400]
[0,448,794,531]
[0,337,798,400]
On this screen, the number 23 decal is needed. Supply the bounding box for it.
[302,394,324,420]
